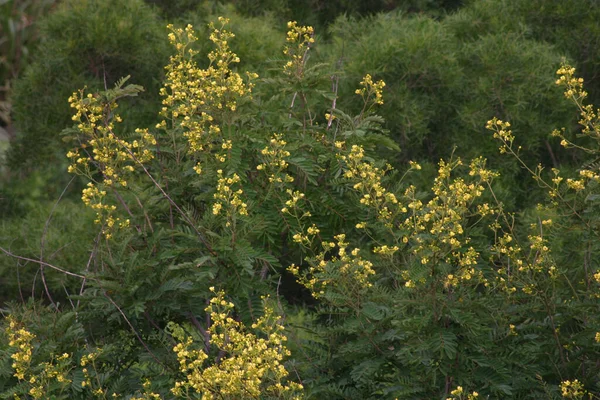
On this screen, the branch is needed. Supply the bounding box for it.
[1,247,86,279]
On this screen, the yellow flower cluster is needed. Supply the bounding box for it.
[257,134,294,185]
[355,74,386,106]
[560,379,585,399]
[486,118,515,154]
[67,89,154,238]
[68,91,155,181]
[130,380,161,400]
[5,317,73,399]
[556,65,587,101]
[160,20,257,169]
[292,223,320,246]
[289,233,376,299]
[445,385,479,400]
[551,65,600,152]
[490,220,560,294]
[80,182,129,239]
[5,316,35,381]
[281,190,306,215]
[403,159,493,286]
[339,145,404,228]
[283,21,314,78]
[170,289,303,399]
[212,170,248,225]
[80,348,106,397]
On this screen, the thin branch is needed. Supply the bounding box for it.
[189,312,211,354]
[124,147,216,256]
[39,176,75,308]
[1,247,86,279]
[103,293,165,367]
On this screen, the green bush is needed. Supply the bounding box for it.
[323,11,575,209]
[0,0,57,127]
[8,0,169,173]
[2,7,600,400]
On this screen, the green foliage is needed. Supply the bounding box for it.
[0,0,56,126]
[322,11,575,210]
[0,199,96,305]
[2,3,600,400]
[8,0,169,173]
[448,0,600,105]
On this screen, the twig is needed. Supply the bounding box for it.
[189,312,211,354]
[1,247,87,279]
[103,293,165,367]
[38,176,75,308]
[124,147,216,256]
[77,229,103,308]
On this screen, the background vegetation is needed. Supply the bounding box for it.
[1,0,600,398]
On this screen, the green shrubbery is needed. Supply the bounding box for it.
[2,1,600,399]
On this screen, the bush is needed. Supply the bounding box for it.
[322,11,575,209]
[8,0,169,173]
[1,10,600,400]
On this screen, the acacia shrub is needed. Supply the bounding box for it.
[323,11,575,209]
[8,0,169,173]
[1,13,600,400]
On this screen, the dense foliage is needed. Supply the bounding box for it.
[2,1,600,399]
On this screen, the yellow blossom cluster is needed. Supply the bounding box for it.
[402,159,493,286]
[159,20,257,169]
[560,379,585,399]
[339,144,496,290]
[67,89,154,238]
[291,223,320,246]
[68,91,155,181]
[80,182,130,239]
[288,234,376,299]
[355,74,386,106]
[281,190,308,217]
[339,144,404,228]
[212,170,248,226]
[446,385,479,400]
[257,134,295,185]
[490,221,560,294]
[283,21,314,78]
[5,317,73,399]
[5,316,35,381]
[170,289,303,399]
[130,380,161,400]
[80,348,106,397]
[486,118,516,154]
[551,65,600,153]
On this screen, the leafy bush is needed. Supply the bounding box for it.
[323,11,575,210]
[0,0,57,127]
[2,8,600,400]
[8,0,169,173]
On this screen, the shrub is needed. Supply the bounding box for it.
[8,0,169,174]
[1,12,600,400]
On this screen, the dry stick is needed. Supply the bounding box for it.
[38,176,76,308]
[135,194,154,234]
[63,284,77,311]
[124,147,216,256]
[1,247,87,279]
[16,260,25,303]
[103,293,165,367]
[189,312,211,354]
[77,229,103,309]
